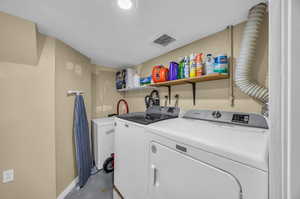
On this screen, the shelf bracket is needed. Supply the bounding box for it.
[162,85,171,104]
[167,86,171,104]
[187,82,196,106]
[150,74,229,106]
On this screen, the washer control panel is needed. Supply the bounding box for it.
[183,110,268,129]
[146,106,180,117]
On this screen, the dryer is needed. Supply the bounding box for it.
[146,110,269,199]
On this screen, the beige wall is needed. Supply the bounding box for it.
[54,40,92,196]
[0,11,38,65]
[123,17,268,114]
[54,44,122,195]
[0,11,118,199]
[0,33,56,199]
[54,44,121,195]
[92,66,122,118]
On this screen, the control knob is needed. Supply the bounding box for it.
[212,111,222,119]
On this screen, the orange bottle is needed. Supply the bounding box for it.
[195,53,204,77]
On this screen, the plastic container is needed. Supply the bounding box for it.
[178,58,185,79]
[184,56,190,78]
[140,76,152,85]
[195,53,204,77]
[152,65,169,83]
[214,54,228,74]
[126,68,137,88]
[189,53,196,78]
[116,70,126,89]
[168,62,179,81]
[133,74,140,88]
[205,54,215,75]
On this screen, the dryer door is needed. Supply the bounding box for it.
[149,142,242,199]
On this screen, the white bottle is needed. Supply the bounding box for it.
[205,54,215,75]
[133,74,140,88]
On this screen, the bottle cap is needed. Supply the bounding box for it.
[195,53,203,62]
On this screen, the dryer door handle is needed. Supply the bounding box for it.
[152,165,159,187]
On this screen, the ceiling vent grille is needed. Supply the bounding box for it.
[153,34,176,47]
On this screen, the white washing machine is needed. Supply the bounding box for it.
[146,110,269,199]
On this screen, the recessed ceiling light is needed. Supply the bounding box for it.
[117,0,133,10]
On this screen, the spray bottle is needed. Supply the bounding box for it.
[195,53,204,77]
[189,53,196,78]
[184,56,190,78]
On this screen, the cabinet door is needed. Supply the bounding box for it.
[149,142,242,199]
[114,121,148,199]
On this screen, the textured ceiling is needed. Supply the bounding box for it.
[0,0,264,68]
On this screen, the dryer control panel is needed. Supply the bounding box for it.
[183,110,268,129]
[232,114,250,124]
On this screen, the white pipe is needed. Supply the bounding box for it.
[235,3,269,105]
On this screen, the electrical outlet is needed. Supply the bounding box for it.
[2,169,14,183]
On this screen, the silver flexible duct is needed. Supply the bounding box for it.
[235,3,269,108]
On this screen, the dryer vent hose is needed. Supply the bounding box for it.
[235,3,269,107]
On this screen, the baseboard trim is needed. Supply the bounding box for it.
[57,177,78,199]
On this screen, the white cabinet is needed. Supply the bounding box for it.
[149,142,242,199]
[114,119,149,199]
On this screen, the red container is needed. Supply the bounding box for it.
[152,65,169,83]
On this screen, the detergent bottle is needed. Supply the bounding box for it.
[205,54,215,75]
[189,53,196,78]
[152,65,169,83]
[214,54,228,74]
[184,56,190,78]
[195,53,204,77]
[178,57,185,79]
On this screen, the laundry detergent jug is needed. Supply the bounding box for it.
[152,65,169,83]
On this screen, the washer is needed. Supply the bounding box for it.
[146,110,269,199]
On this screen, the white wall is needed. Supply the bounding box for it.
[289,0,300,198]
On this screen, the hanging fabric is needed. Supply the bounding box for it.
[73,94,92,188]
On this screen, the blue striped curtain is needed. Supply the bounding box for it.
[73,95,92,188]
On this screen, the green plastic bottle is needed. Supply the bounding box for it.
[178,57,185,79]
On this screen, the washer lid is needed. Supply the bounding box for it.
[148,118,269,171]
[92,117,114,126]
